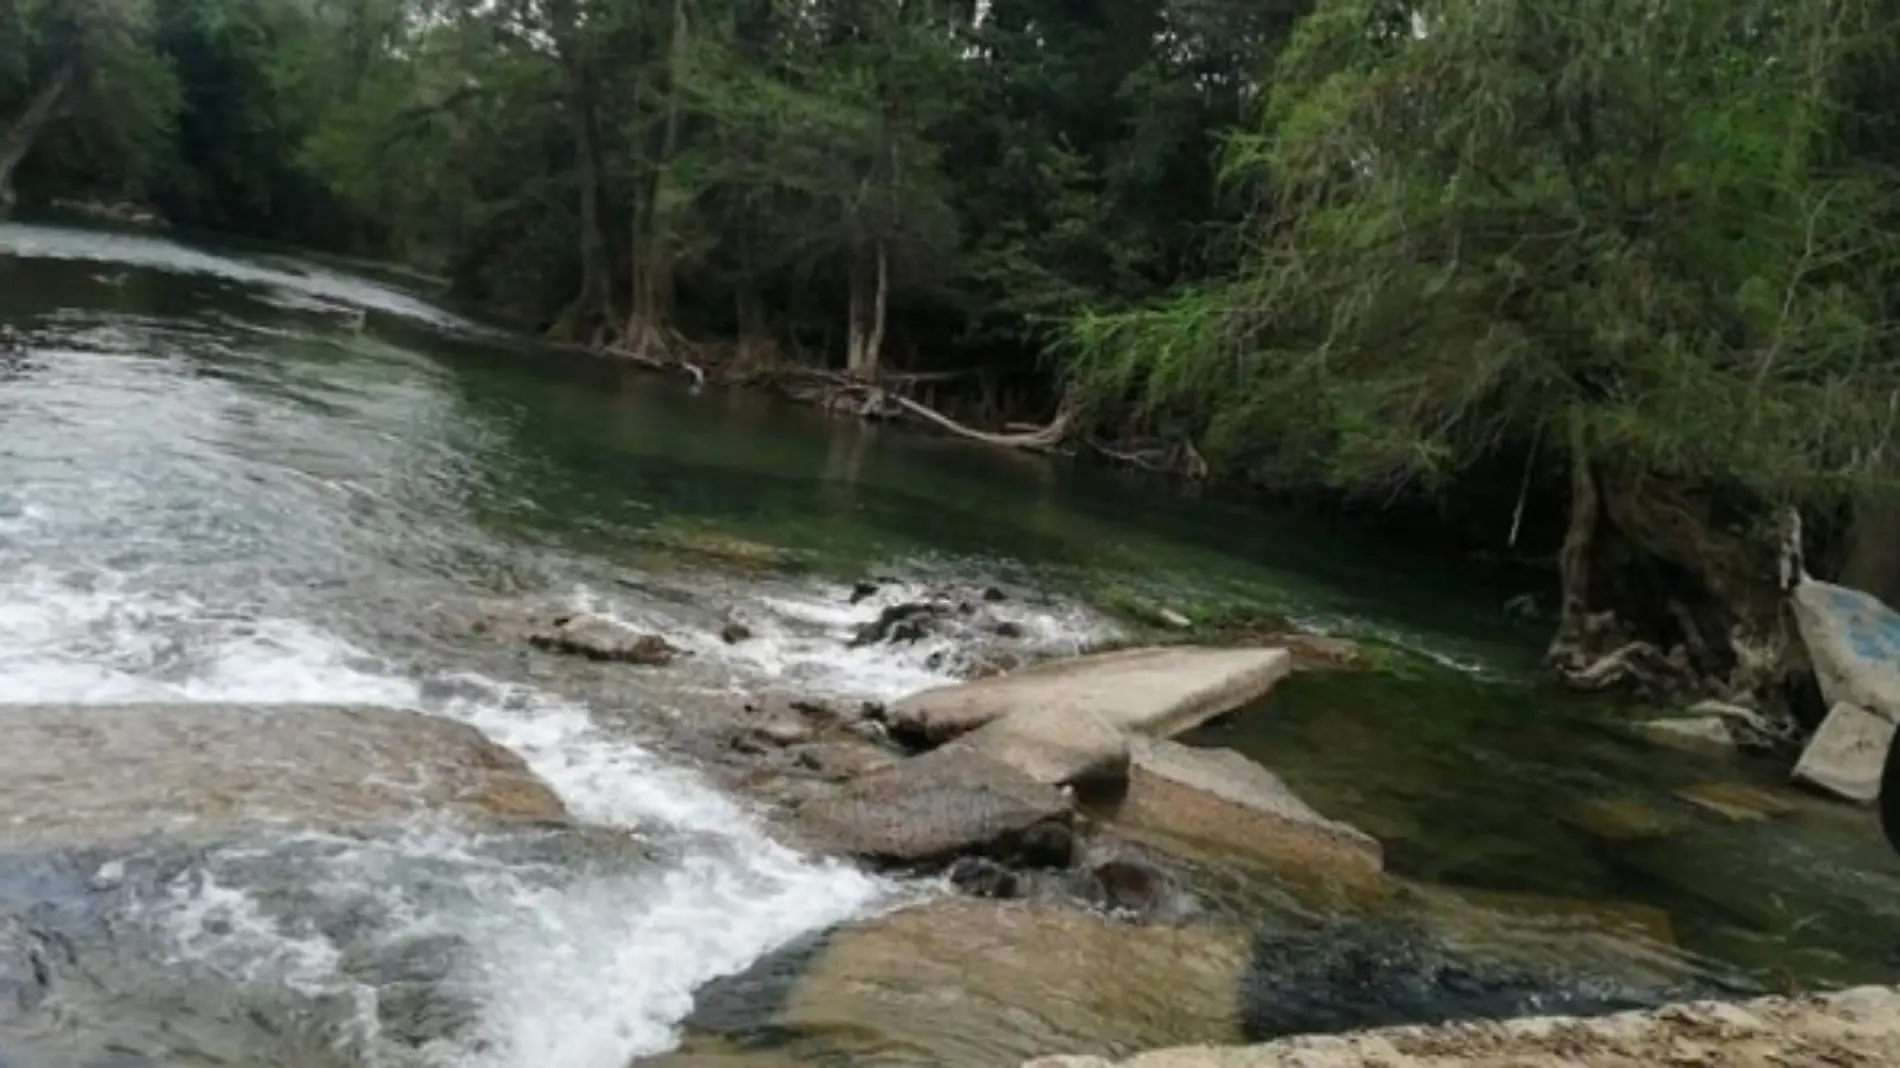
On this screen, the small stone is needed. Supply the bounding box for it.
[946,856,1022,899]
[983,586,1008,603]
[993,621,1027,639]
[1013,821,1076,869]
[720,623,754,645]
[528,615,681,665]
[1092,858,1170,915]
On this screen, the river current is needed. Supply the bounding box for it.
[6,221,1900,1068]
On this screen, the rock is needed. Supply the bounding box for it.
[1792,701,1895,803]
[1239,915,1656,1041]
[720,622,754,644]
[1790,577,1900,717]
[1273,634,1368,673]
[1635,714,1738,753]
[946,706,1131,791]
[1557,798,1685,842]
[792,740,900,782]
[983,586,1009,603]
[850,601,943,647]
[1157,608,1194,629]
[947,856,1025,899]
[528,614,681,665]
[1090,857,1174,915]
[1020,984,1900,1068]
[761,899,1253,1065]
[0,704,567,849]
[790,746,1073,868]
[1673,781,1800,822]
[1099,738,1382,878]
[734,713,815,750]
[993,621,1028,639]
[888,646,1294,747]
[849,581,880,604]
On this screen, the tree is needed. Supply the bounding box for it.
[1068,0,1900,700]
[0,0,179,209]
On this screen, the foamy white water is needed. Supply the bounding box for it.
[0,563,890,1066]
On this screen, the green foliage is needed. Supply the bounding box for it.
[1069,0,1900,516]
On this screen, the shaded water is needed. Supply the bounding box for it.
[1,221,1897,1068]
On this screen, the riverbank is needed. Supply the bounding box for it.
[1024,983,1900,1067]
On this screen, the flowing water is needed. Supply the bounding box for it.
[1,220,1898,1068]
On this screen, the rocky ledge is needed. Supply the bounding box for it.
[1024,984,1900,1068]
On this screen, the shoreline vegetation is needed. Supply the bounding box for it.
[8,0,1900,729]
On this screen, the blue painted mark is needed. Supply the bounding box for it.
[1832,588,1873,614]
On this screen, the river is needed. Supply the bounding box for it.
[1,221,1899,1068]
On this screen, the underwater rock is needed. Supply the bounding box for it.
[1672,781,1800,822]
[1095,738,1382,880]
[1237,915,1660,1040]
[528,614,682,665]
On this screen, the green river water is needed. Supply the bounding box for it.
[0,219,1897,1068]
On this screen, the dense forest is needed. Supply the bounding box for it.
[5,0,1900,717]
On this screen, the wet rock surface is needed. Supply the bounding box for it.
[1024,984,1900,1068]
[1095,738,1383,880]
[682,898,1255,1067]
[886,646,1293,747]
[527,613,683,665]
[0,703,568,849]
[789,746,1075,869]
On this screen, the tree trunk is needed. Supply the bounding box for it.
[0,66,76,210]
[627,0,689,353]
[1842,497,1900,608]
[734,237,771,365]
[845,241,887,379]
[546,2,613,343]
[1549,414,1599,666]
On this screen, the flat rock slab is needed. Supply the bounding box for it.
[1023,984,1900,1068]
[1792,701,1894,803]
[0,703,567,849]
[888,646,1293,746]
[773,899,1251,1065]
[1102,738,1382,878]
[790,746,1073,867]
[946,705,1130,789]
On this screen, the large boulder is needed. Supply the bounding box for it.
[0,703,567,849]
[703,899,1253,1065]
[1790,578,1900,718]
[1095,739,1382,883]
[887,646,1293,747]
[789,746,1074,868]
[1022,984,1900,1068]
